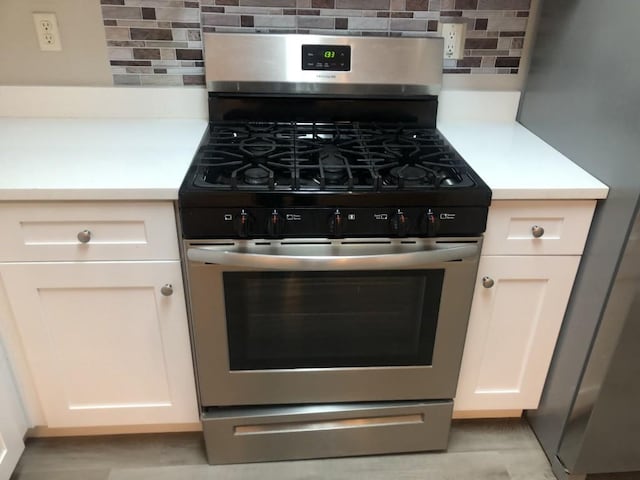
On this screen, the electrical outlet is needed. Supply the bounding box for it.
[33,13,62,51]
[441,23,465,60]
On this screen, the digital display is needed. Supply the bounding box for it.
[302,45,351,71]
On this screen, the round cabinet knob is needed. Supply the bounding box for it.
[531,225,545,238]
[391,210,409,237]
[77,230,92,243]
[266,209,284,237]
[328,209,344,237]
[160,284,174,296]
[481,276,495,288]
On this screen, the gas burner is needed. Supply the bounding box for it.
[381,138,421,161]
[387,165,428,186]
[318,148,348,183]
[244,167,271,185]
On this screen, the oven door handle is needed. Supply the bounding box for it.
[187,244,479,271]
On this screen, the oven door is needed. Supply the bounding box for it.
[185,238,481,406]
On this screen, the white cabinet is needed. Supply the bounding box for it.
[0,202,198,429]
[0,340,26,480]
[455,200,596,413]
[454,256,579,411]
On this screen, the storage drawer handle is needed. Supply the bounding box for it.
[531,225,545,238]
[77,229,92,243]
[482,276,494,288]
[234,413,424,436]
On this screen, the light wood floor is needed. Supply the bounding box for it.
[8,418,632,480]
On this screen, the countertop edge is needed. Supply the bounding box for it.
[0,188,181,202]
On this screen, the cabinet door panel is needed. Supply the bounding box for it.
[1,261,198,428]
[0,341,25,480]
[454,255,580,411]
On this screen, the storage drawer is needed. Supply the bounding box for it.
[0,202,179,261]
[202,401,452,464]
[481,200,596,256]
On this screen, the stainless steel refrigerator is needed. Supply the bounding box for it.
[518,0,640,479]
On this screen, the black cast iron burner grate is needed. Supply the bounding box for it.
[192,121,475,192]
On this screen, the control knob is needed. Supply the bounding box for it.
[328,209,344,237]
[391,209,410,237]
[421,209,439,237]
[266,209,285,237]
[234,209,252,238]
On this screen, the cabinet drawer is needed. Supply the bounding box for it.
[0,202,179,261]
[481,200,596,256]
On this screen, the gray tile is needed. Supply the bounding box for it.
[15,433,206,474]
[499,448,556,480]
[109,451,510,480]
[12,420,557,480]
[11,469,110,480]
[336,0,390,9]
[478,0,530,9]
[390,18,426,31]
[448,419,540,453]
[102,6,142,20]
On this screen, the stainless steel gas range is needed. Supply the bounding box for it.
[178,33,491,465]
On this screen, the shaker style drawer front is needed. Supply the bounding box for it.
[0,202,179,261]
[481,200,596,256]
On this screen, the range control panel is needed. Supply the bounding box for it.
[181,207,488,239]
[302,45,351,71]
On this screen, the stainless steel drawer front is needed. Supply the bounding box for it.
[202,401,453,464]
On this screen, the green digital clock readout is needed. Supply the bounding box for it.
[301,45,350,71]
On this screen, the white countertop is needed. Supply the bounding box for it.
[438,121,609,200]
[0,118,208,201]
[0,87,608,202]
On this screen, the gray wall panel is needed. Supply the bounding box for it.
[518,0,640,474]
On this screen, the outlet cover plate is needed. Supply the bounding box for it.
[441,23,465,60]
[33,13,62,52]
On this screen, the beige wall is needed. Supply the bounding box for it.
[0,0,112,86]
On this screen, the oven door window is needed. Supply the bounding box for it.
[223,270,444,370]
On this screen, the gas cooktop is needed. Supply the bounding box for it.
[188,121,476,192]
[180,121,490,209]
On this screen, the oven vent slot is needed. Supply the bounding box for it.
[435,240,479,245]
[340,241,392,245]
[233,413,424,436]
[280,241,332,245]
[190,242,236,247]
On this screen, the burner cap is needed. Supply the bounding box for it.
[244,167,270,185]
[389,165,427,185]
[321,156,345,173]
[318,147,348,184]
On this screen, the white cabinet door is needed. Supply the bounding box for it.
[0,342,25,480]
[455,255,580,411]
[1,261,198,428]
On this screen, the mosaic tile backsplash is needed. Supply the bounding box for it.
[101,0,531,86]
